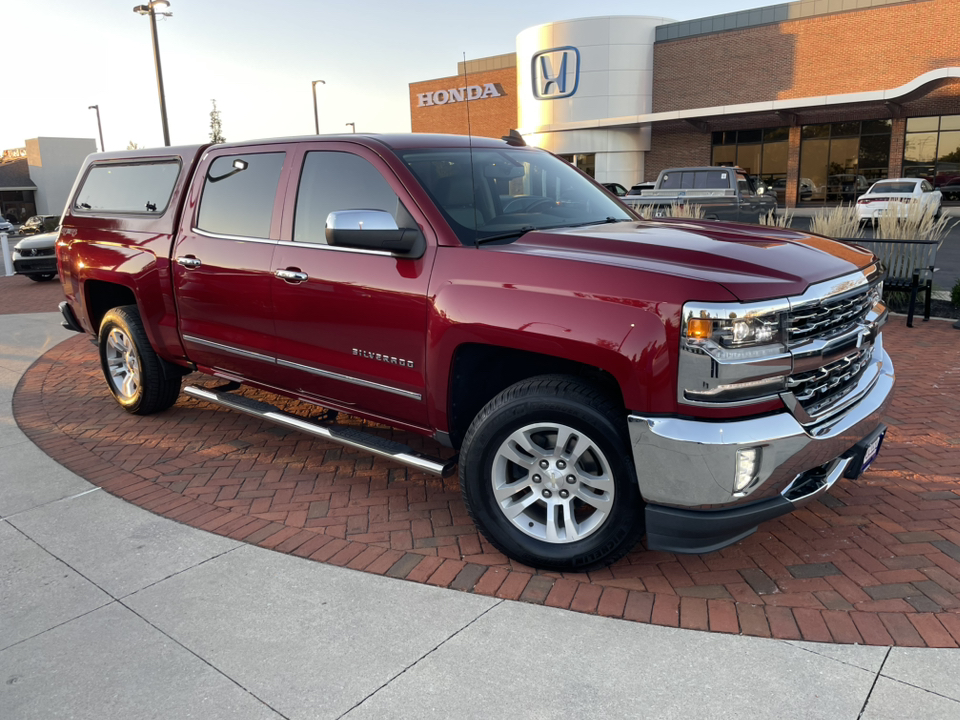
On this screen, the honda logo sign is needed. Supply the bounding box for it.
[531,46,580,100]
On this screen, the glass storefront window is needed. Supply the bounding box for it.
[832,122,861,137]
[903,117,960,191]
[710,127,788,195]
[712,145,736,166]
[736,144,762,175]
[762,140,788,176]
[764,127,789,142]
[799,120,890,204]
[862,119,893,135]
[905,133,938,163]
[802,124,830,139]
[906,117,939,132]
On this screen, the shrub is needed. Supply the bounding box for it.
[666,201,705,219]
[759,209,793,227]
[874,199,957,247]
[635,202,705,220]
[952,277,960,308]
[810,204,863,239]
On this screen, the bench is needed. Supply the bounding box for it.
[841,238,939,327]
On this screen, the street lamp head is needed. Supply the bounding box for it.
[88,105,98,110]
[312,79,326,87]
[133,1,170,14]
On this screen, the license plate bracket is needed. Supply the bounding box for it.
[843,425,886,479]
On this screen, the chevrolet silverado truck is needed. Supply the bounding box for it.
[623,166,777,222]
[56,133,894,570]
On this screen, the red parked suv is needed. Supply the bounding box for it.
[56,133,894,570]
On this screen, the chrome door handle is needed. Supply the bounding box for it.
[275,269,308,282]
[177,256,202,268]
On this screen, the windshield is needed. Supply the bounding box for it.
[399,147,632,245]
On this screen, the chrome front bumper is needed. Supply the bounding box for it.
[628,339,894,552]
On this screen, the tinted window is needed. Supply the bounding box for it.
[294,152,404,244]
[659,172,680,189]
[694,170,729,188]
[75,162,180,214]
[872,182,917,194]
[197,152,284,238]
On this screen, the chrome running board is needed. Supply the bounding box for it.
[183,385,457,477]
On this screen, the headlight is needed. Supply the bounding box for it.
[678,299,791,406]
[682,300,788,350]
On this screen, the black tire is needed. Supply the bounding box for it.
[98,305,182,415]
[459,375,644,572]
[27,273,55,282]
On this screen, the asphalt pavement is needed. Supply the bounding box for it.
[2,312,959,719]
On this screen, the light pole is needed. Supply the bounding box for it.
[133,1,173,147]
[345,122,355,133]
[88,105,105,152]
[312,79,325,135]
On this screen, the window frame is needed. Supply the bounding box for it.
[276,140,444,250]
[192,149,288,241]
[72,159,182,217]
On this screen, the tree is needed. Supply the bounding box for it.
[126,141,140,150]
[209,99,226,144]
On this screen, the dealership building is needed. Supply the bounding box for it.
[409,0,960,207]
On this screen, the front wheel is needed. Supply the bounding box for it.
[98,305,183,415]
[459,376,644,571]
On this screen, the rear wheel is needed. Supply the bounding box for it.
[27,273,55,282]
[98,305,183,415]
[459,375,643,571]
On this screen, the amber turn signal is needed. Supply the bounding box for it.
[686,318,713,339]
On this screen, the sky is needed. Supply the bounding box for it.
[3,0,775,153]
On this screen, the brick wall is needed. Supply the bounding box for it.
[645,122,713,181]
[653,0,960,112]
[410,67,517,139]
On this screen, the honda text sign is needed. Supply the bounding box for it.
[531,46,580,100]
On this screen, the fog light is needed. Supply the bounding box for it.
[734,447,761,495]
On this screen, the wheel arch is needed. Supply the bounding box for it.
[445,343,626,450]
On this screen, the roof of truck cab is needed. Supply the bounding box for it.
[84,134,526,162]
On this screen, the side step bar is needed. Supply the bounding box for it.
[184,385,458,478]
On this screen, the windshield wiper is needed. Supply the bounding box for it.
[474,226,537,246]
[475,219,628,246]
[568,217,632,227]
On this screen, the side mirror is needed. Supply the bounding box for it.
[325,210,424,257]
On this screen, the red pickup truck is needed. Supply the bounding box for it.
[56,133,894,570]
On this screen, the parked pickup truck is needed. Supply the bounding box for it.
[56,134,894,570]
[623,166,777,223]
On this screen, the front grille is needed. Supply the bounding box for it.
[20,247,55,257]
[787,286,873,343]
[786,345,871,415]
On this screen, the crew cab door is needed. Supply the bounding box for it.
[268,143,436,428]
[173,146,291,380]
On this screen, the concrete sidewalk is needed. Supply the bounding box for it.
[1,313,958,720]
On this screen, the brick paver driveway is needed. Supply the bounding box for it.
[9,267,960,647]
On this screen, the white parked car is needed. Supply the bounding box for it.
[856,178,942,223]
[0,218,13,234]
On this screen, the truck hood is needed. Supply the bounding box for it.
[493,219,875,302]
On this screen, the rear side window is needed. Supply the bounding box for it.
[197,152,285,239]
[293,151,404,244]
[74,162,180,214]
